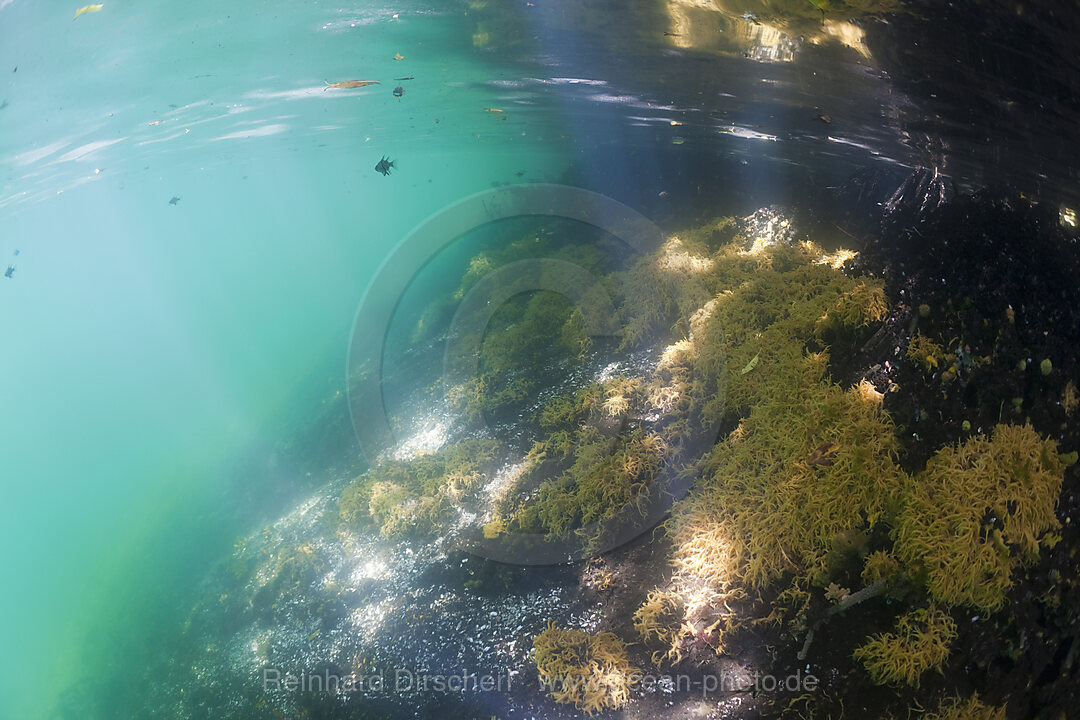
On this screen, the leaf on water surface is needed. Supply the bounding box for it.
[73,3,103,19]
[324,80,380,89]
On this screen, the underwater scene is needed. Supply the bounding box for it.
[2,1,1079,719]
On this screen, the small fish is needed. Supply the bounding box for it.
[393,53,404,61]
[394,77,414,81]
[393,85,403,98]
[374,156,395,176]
[169,196,180,205]
[4,266,14,278]
[0,100,8,111]
[664,31,681,36]
[73,4,103,20]
[324,80,379,89]
[484,107,503,114]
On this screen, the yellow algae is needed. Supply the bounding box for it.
[853,605,956,687]
[894,424,1066,611]
[532,622,639,715]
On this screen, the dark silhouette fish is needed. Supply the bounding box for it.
[393,85,403,99]
[169,196,180,205]
[375,156,395,176]
[4,266,14,279]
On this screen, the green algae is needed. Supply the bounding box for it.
[339,438,501,538]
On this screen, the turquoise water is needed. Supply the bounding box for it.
[0,2,566,716]
[8,2,1077,717]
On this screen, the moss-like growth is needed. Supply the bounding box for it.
[448,290,591,423]
[251,541,329,612]
[532,622,639,715]
[1063,380,1078,416]
[632,589,686,665]
[861,550,901,586]
[920,695,1006,720]
[538,384,603,432]
[669,379,902,593]
[683,246,888,422]
[907,332,945,373]
[853,605,957,687]
[338,439,501,538]
[432,227,620,422]
[894,424,1066,611]
[271,542,327,589]
[633,589,679,642]
[513,425,669,544]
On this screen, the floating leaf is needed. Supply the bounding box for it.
[324,80,379,89]
[740,353,759,374]
[73,3,103,19]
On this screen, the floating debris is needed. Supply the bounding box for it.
[740,353,759,374]
[73,3,103,20]
[484,107,503,114]
[324,79,379,89]
[393,52,404,60]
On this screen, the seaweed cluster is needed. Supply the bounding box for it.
[617,235,899,662]
[918,694,1007,720]
[531,621,640,715]
[490,225,892,560]
[338,438,501,538]
[433,226,619,425]
[894,424,1068,611]
[852,605,957,687]
[333,205,1072,717]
